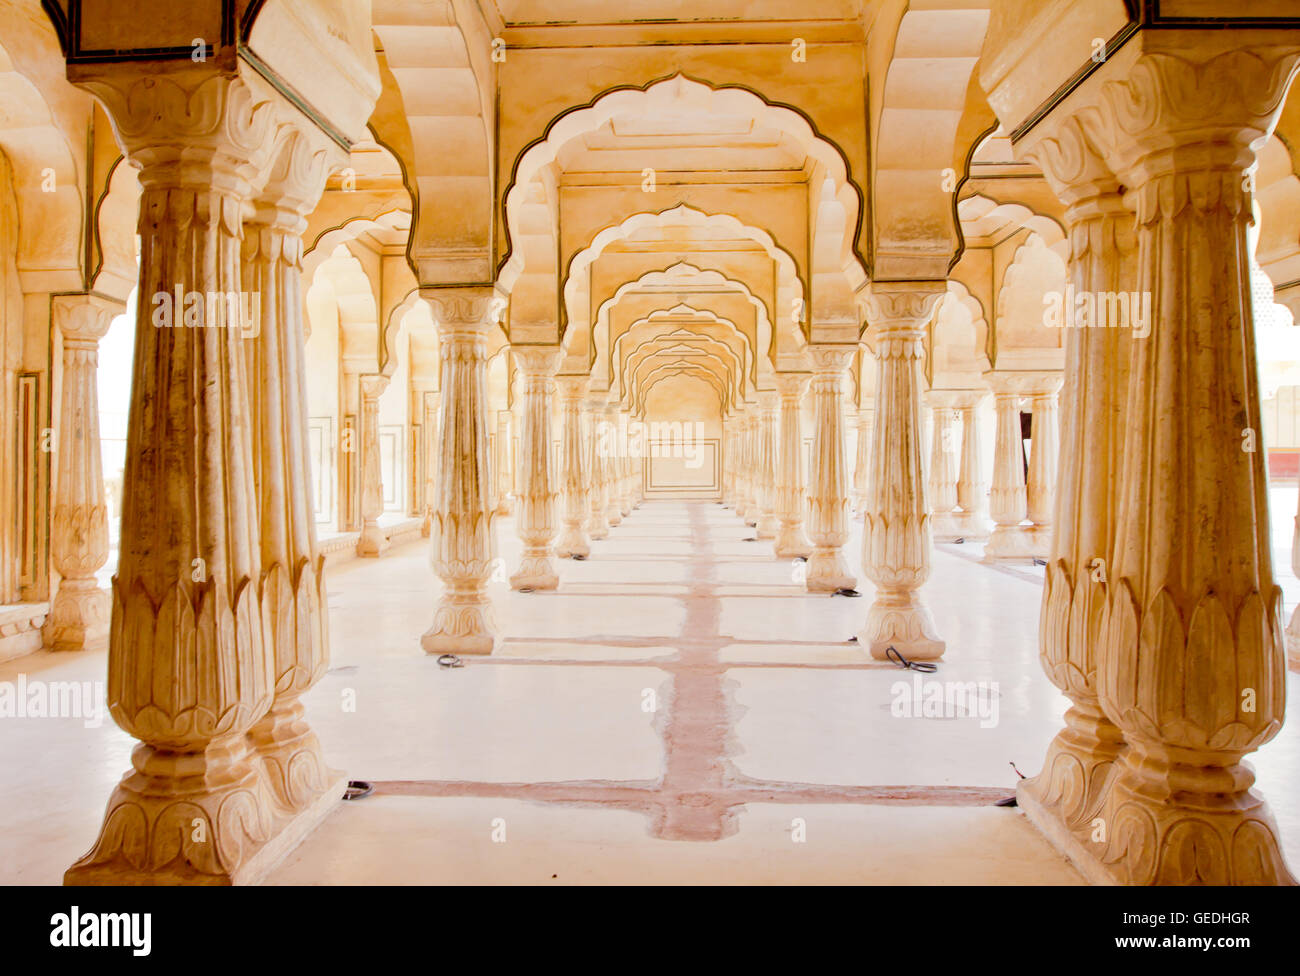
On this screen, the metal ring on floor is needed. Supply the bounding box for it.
[437,654,464,669]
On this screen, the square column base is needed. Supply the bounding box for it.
[1016,779,1111,886]
[983,524,1049,561]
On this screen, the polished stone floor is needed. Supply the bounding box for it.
[4,499,1299,884]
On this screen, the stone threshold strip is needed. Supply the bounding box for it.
[361,502,1012,842]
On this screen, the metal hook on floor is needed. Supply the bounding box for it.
[437,654,464,669]
[343,780,373,801]
[884,645,938,672]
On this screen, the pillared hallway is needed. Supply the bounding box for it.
[5,500,1299,884]
[4,0,1300,893]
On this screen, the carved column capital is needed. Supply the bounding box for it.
[513,345,562,378]
[425,286,502,339]
[256,124,344,231]
[75,64,285,196]
[52,293,121,345]
[774,372,810,400]
[557,374,590,400]
[359,372,390,401]
[806,344,855,375]
[864,282,946,343]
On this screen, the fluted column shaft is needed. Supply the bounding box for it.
[805,346,856,592]
[740,410,758,525]
[955,394,989,540]
[984,386,1031,559]
[774,374,812,558]
[852,400,873,518]
[511,348,561,589]
[356,373,389,557]
[556,376,592,558]
[495,410,514,516]
[422,289,500,655]
[47,295,119,651]
[618,412,635,515]
[587,396,610,540]
[421,390,440,536]
[603,404,623,526]
[755,392,780,539]
[859,286,945,658]
[1026,383,1063,541]
[926,391,963,542]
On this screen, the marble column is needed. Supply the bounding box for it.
[510,347,561,590]
[1025,380,1062,556]
[494,410,514,516]
[755,391,780,539]
[242,126,341,817]
[420,390,440,537]
[722,418,736,507]
[805,346,857,592]
[732,413,748,519]
[355,373,390,557]
[983,379,1031,560]
[859,284,946,659]
[587,395,610,540]
[774,373,812,558]
[556,376,591,558]
[66,67,286,885]
[1014,116,1133,857]
[852,401,873,519]
[618,411,635,516]
[603,404,623,527]
[46,294,119,651]
[738,409,757,526]
[925,391,963,542]
[1088,47,1297,885]
[954,393,989,541]
[422,288,500,656]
